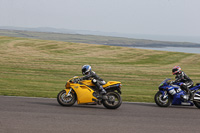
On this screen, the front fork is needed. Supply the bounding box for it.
[161,91,168,100]
[65,88,72,96]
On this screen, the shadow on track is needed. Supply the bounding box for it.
[125,102,198,109]
[168,105,197,109]
[28,100,198,110]
[27,101,107,110]
[72,104,106,110]
[27,101,59,107]
[125,102,157,107]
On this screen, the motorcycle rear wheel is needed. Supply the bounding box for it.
[193,90,200,109]
[193,102,200,109]
[57,90,77,106]
[154,91,172,107]
[102,92,122,109]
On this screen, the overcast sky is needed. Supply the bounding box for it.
[0,0,200,38]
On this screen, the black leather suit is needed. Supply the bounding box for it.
[80,71,106,90]
[174,71,193,96]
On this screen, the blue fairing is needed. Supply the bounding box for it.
[171,91,186,105]
[191,85,200,91]
[158,79,200,106]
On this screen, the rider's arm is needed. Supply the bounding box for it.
[174,78,181,83]
[73,75,90,83]
[174,73,183,82]
[80,75,91,80]
[79,72,94,81]
[78,71,102,81]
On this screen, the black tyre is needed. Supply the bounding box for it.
[102,92,122,109]
[154,91,172,107]
[193,101,200,109]
[193,90,200,109]
[57,90,76,106]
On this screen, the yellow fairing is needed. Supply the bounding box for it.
[80,80,121,88]
[103,81,121,88]
[64,88,70,94]
[80,80,95,86]
[71,84,97,104]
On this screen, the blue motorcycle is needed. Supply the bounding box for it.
[155,78,200,108]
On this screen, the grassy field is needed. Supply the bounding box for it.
[1,29,200,47]
[0,36,200,102]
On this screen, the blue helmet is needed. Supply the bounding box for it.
[82,65,91,75]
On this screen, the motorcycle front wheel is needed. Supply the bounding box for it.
[154,91,172,107]
[102,92,122,109]
[57,90,77,106]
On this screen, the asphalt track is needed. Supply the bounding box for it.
[1,96,200,133]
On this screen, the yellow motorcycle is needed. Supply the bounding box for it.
[57,76,122,109]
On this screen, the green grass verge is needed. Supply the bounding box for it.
[1,36,200,102]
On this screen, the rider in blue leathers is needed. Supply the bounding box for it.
[171,66,193,101]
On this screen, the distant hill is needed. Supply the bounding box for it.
[0,28,200,48]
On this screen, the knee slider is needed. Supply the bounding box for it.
[92,79,97,83]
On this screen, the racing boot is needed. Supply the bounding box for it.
[98,86,107,100]
[99,86,106,95]
[181,91,193,101]
[180,85,191,101]
[185,87,193,101]
[188,90,194,101]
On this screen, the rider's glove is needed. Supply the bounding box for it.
[170,81,175,84]
[73,78,79,83]
[74,78,83,83]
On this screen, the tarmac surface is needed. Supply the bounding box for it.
[1,96,200,133]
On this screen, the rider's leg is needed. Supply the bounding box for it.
[186,82,194,100]
[92,79,106,94]
[180,83,192,100]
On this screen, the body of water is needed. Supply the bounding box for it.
[134,47,200,54]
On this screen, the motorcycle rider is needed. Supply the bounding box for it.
[171,66,193,101]
[75,65,107,95]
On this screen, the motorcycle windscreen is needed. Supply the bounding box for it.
[72,85,97,104]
